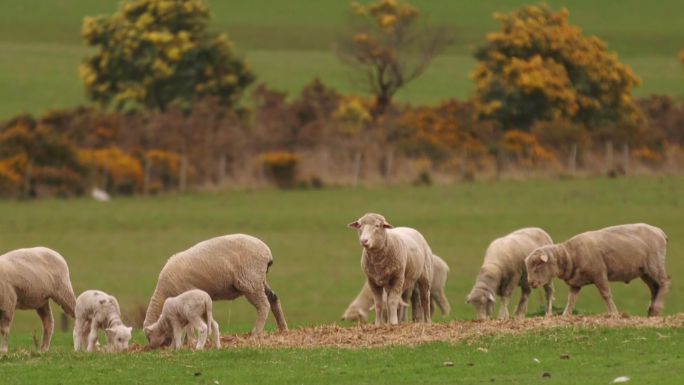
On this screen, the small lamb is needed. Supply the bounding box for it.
[348,213,433,325]
[144,289,220,350]
[73,290,132,352]
[467,227,555,320]
[0,247,77,353]
[525,223,670,316]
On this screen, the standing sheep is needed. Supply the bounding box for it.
[525,223,670,317]
[348,213,433,325]
[0,247,77,353]
[73,290,132,352]
[145,289,220,350]
[341,254,451,323]
[143,234,288,346]
[466,228,555,320]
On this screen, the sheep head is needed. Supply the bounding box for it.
[347,213,393,250]
[466,288,495,320]
[106,325,133,352]
[525,246,559,288]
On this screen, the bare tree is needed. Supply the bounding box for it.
[334,0,454,117]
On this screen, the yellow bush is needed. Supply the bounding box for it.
[500,130,556,165]
[631,146,660,163]
[259,151,301,189]
[78,147,143,188]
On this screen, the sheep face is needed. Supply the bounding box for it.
[144,324,167,349]
[348,213,394,250]
[466,288,495,320]
[525,248,558,288]
[341,308,367,322]
[106,325,133,352]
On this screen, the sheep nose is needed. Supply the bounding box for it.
[360,239,369,246]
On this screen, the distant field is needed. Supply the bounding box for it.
[2,176,684,333]
[0,0,683,118]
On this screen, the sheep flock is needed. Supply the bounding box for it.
[0,214,673,354]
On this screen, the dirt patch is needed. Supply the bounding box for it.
[214,313,684,349]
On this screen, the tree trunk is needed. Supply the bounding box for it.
[352,151,362,188]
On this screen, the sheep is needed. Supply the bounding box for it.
[466,227,555,320]
[0,247,77,353]
[73,290,132,352]
[143,234,288,347]
[341,254,451,323]
[347,213,433,325]
[525,223,670,317]
[144,289,220,350]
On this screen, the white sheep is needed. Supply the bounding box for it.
[0,247,77,353]
[526,223,670,316]
[342,254,451,323]
[73,290,132,352]
[348,213,433,325]
[144,289,220,350]
[466,227,555,320]
[143,234,287,347]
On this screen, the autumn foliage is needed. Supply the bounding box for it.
[80,0,255,112]
[471,3,642,132]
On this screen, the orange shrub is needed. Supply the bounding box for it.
[500,129,555,167]
[259,151,300,189]
[78,147,143,192]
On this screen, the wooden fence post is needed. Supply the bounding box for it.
[460,148,468,180]
[622,143,629,175]
[143,157,151,196]
[605,141,613,172]
[352,151,362,188]
[385,147,394,183]
[179,154,188,194]
[568,143,577,172]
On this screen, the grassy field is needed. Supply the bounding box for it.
[0,0,683,119]
[2,176,684,382]
[2,325,683,384]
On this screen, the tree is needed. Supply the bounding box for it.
[470,3,642,131]
[335,0,453,117]
[80,0,255,112]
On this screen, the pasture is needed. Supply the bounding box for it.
[1,0,683,118]
[1,176,684,383]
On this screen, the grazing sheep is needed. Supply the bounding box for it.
[73,290,132,352]
[348,213,433,325]
[341,254,451,323]
[0,247,77,353]
[143,234,288,346]
[145,289,220,350]
[466,228,555,320]
[525,223,670,317]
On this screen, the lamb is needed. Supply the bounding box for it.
[525,223,670,317]
[348,213,433,325]
[466,227,555,320]
[0,247,77,353]
[73,290,132,352]
[143,234,287,347]
[341,254,451,323]
[145,289,220,350]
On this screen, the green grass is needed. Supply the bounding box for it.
[2,327,683,384]
[0,0,683,119]
[2,176,684,333]
[2,176,684,382]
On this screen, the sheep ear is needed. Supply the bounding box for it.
[382,222,393,229]
[540,254,549,263]
[99,299,107,305]
[348,221,360,228]
[487,293,496,303]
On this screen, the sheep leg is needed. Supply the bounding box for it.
[642,273,670,317]
[367,280,385,326]
[183,324,196,346]
[86,320,100,352]
[410,287,422,322]
[211,320,221,349]
[543,281,555,316]
[244,286,271,338]
[385,277,405,325]
[562,286,581,316]
[433,289,451,317]
[513,284,532,318]
[36,302,54,351]
[73,319,85,351]
[171,320,184,349]
[399,289,412,323]
[416,276,431,324]
[594,279,619,315]
[0,309,14,354]
[265,282,288,331]
[192,318,208,350]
